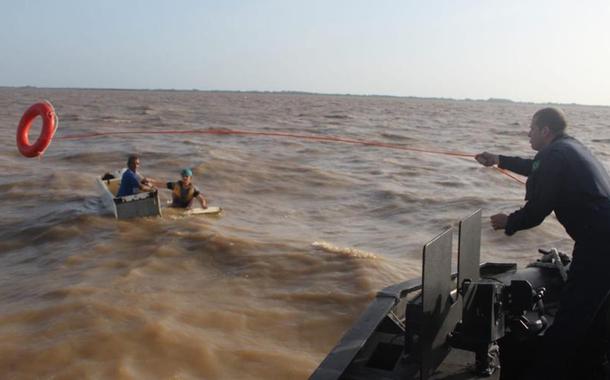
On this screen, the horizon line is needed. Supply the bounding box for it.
[1,85,608,108]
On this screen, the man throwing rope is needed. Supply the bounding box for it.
[475,107,610,379]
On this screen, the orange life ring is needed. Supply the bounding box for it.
[16,101,58,158]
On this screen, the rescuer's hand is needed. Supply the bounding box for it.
[490,213,508,230]
[475,152,499,167]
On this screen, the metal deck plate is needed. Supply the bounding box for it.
[421,228,460,380]
[458,209,482,286]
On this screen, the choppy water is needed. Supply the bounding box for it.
[1,88,610,379]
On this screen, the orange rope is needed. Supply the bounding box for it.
[58,128,524,184]
[493,167,526,185]
[60,129,474,157]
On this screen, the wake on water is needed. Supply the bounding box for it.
[311,241,378,259]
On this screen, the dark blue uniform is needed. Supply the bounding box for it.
[499,135,610,379]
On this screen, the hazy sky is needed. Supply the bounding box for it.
[2,1,610,105]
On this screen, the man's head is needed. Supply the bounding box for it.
[529,107,567,151]
[127,154,140,171]
[181,168,193,185]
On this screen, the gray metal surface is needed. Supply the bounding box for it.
[420,228,460,380]
[115,191,162,219]
[458,209,481,287]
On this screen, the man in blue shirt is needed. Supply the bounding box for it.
[116,154,154,197]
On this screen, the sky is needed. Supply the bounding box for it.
[1,1,610,105]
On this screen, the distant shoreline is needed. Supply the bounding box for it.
[0,85,606,108]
